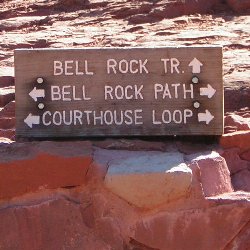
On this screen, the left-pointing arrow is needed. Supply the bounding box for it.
[29,87,45,102]
[24,113,40,128]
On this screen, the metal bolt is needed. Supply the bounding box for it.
[193,101,200,109]
[37,77,44,84]
[38,103,45,110]
[192,76,199,84]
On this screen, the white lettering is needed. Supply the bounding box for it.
[124,110,133,125]
[104,110,113,125]
[93,111,103,125]
[42,111,52,126]
[53,111,62,125]
[51,85,91,101]
[75,61,84,75]
[107,59,148,74]
[134,85,144,99]
[62,86,71,101]
[105,85,144,100]
[105,86,114,100]
[184,109,193,124]
[51,86,61,101]
[115,85,124,100]
[134,109,143,125]
[172,83,180,98]
[74,110,83,125]
[162,110,171,123]
[161,58,180,74]
[183,84,194,99]
[152,110,161,124]
[130,60,139,74]
[152,109,193,125]
[65,60,74,75]
[85,60,94,75]
[173,110,182,124]
[139,59,149,74]
[119,59,129,74]
[171,58,180,74]
[53,60,94,76]
[107,59,117,74]
[161,59,170,73]
[54,61,63,76]
[40,110,144,126]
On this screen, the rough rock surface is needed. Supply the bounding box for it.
[0,140,249,250]
[188,151,233,196]
[104,151,192,208]
[227,0,250,12]
[0,0,250,249]
[0,141,92,199]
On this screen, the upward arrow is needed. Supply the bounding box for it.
[29,87,45,102]
[189,58,203,74]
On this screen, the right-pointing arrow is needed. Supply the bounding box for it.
[24,113,40,128]
[200,84,216,98]
[29,87,45,102]
[198,110,214,125]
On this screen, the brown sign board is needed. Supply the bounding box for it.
[15,47,223,139]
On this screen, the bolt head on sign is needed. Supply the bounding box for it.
[14,47,223,139]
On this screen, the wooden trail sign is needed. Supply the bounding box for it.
[15,47,223,139]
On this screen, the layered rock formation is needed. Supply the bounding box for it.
[0,0,249,249]
[0,137,249,249]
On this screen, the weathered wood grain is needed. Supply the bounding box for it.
[15,47,223,139]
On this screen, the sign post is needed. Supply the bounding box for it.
[15,47,223,139]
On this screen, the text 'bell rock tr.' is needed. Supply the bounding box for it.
[15,47,223,138]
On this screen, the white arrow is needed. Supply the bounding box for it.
[29,87,45,102]
[189,58,203,74]
[198,110,214,125]
[24,113,40,128]
[200,84,216,98]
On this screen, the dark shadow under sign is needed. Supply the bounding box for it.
[15,47,223,139]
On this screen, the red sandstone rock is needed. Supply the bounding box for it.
[134,198,250,250]
[0,141,92,200]
[0,182,249,250]
[221,148,250,174]
[93,139,167,151]
[0,0,249,248]
[176,141,215,155]
[0,129,15,140]
[224,87,250,113]
[0,67,14,88]
[224,113,250,131]
[220,130,250,153]
[189,152,233,196]
[0,137,13,145]
[124,0,221,24]
[231,169,250,192]
[0,117,15,129]
[0,198,110,250]
[227,0,250,12]
[0,101,15,118]
[225,221,250,250]
[240,150,250,162]
[0,86,15,107]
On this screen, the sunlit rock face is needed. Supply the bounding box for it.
[104,151,192,208]
[0,0,249,249]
